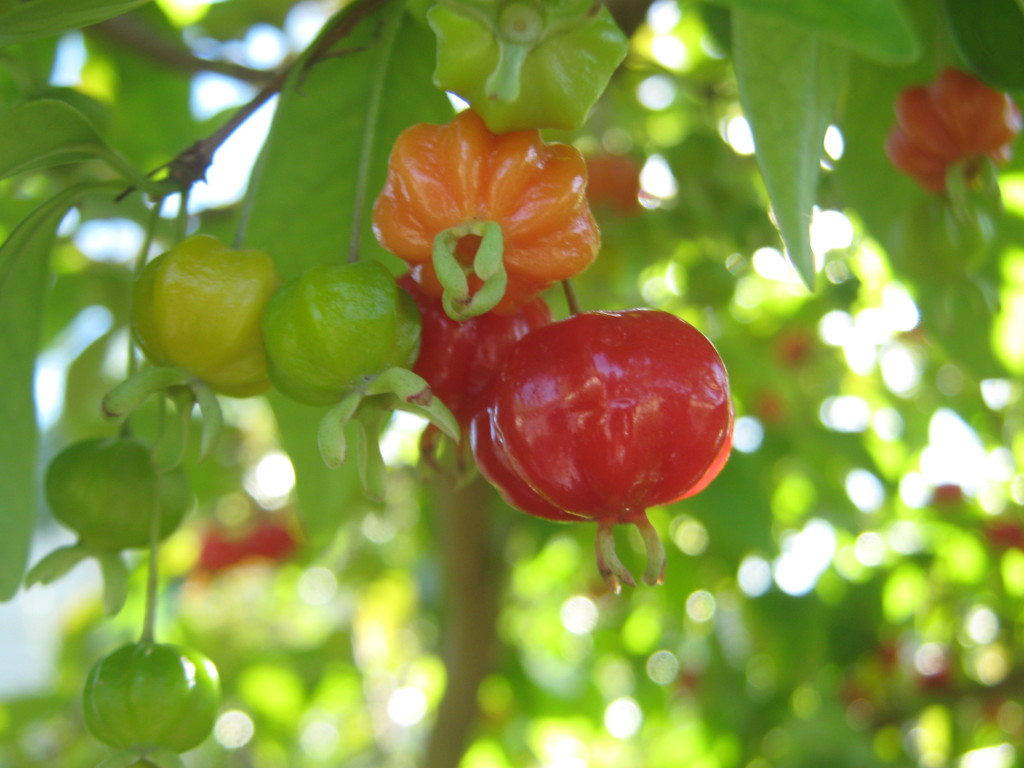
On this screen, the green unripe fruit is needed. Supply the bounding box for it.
[45,437,191,551]
[262,260,422,406]
[83,642,220,753]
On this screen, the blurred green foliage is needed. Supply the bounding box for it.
[1,1,1023,767]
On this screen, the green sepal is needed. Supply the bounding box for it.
[945,161,973,226]
[433,220,508,320]
[595,521,635,595]
[317,391,364,469]
[95,551,129,615]
[635,513,667,587]
[24,545,129,614]
[473,220,505,280]
[189,379,224,462]
[365,367,460,444]
[316,367,460,500]
[151,387,193,473]
[101,366,192,421]
[23,543,90,587]
[977,158,1003,209]
[353,403,389,502]
[432,228,471,304]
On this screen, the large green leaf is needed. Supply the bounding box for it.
[0,0,152,46]
[732,11,846,289]
[831,0,941,249]
[0,181,118,601]
[944,0,1024,91]
[238,4,451,544]
[705,0,919,64]
[0,99,160,193]
[86,5,199,168]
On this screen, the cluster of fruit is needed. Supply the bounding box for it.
[105,99,731,598]
[23,3,732,761]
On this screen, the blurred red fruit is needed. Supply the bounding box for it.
[886,68,1021,192]
[983,521,1024,550]
[775,330,815,367]
[585,152,643,215]
[197,518,299,574]
[930,483,964,508]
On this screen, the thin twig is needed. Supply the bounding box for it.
[115,0,395,203]
[140,426,165,644]
[88,15,274,85]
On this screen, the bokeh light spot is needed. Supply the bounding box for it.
[560,596,599,636]
[604,697,643,739]
[214,709,255,749]
[646,650,680,685]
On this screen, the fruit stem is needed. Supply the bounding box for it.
[485,40,532,102]
[484,2,545,101]
[174,185,191,245]
[634,512,666,586]
[141,455,165,642]
[561,278,581,316]
[595,521,635,594]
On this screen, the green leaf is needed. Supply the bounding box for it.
[944,0,1024,91]
[86,5,199,168]
[0,181,117,601]
[732,11,846,289]
[0,0,152,47]
[704,0,919,64]
[0,99,161,193]
[917,277,1005,379]
[830,0,941,248]
[238,6,451,544]
[239,7,451,278]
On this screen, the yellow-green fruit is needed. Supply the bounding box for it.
[132,234,280,397]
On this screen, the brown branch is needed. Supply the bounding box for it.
[88,15,275,85]
[116,0,395,201]
[422,474,505,768]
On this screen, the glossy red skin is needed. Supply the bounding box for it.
[399,275,551,427]
[886,68,1021,191]
[469,407,581,522]
[486,310,733,521]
